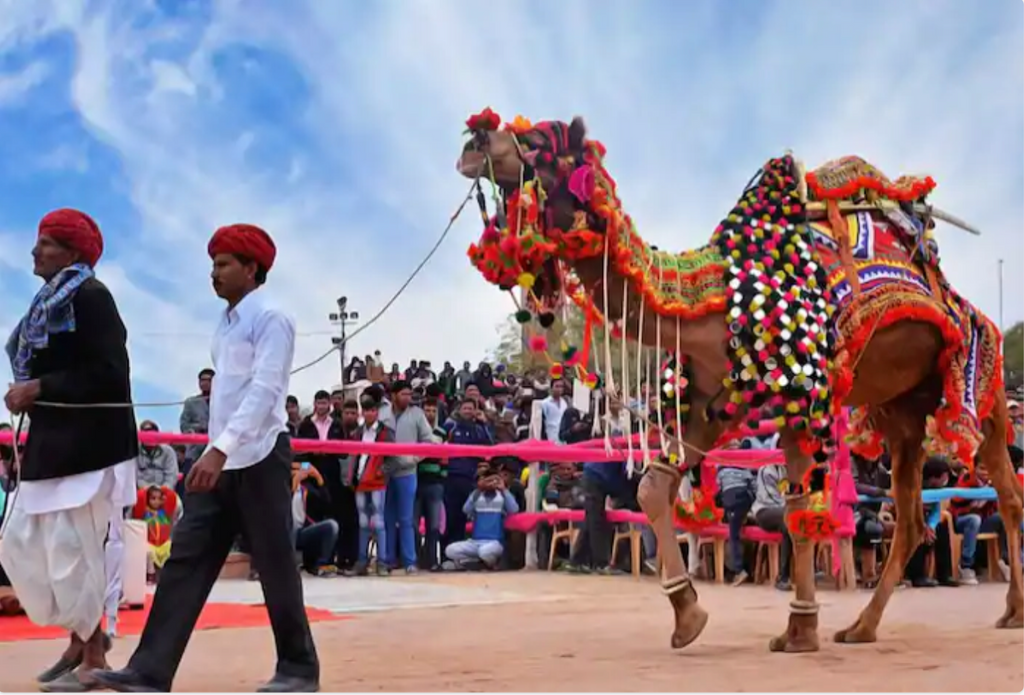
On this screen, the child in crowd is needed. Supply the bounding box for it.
[348,397,396,577]
[443,463,519,570]
[131,485,182,584]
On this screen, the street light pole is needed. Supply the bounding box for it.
[329,297,359,391]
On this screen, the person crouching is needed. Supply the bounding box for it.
[443,462,519,570]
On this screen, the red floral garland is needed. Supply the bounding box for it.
[673,487,723,532]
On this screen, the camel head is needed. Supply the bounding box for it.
[460,109,611,308]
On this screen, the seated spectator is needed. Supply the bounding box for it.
[291,461,339,577]
[349,397,395,577]
[131,485,182,584]
[716,438,757,585]
[851,454,894,587]
[752,461,793,591]
[442,398,494,553]
[906,456,957,588]
[135,420,179,489]
[444,464,520,570]
[950,463,1010,584]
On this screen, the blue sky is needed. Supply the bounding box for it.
[0,0,1021,429]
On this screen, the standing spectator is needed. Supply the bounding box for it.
[443,398,495,552]
[716,438,756,585]
[438,361,457,401]
[297,391,354,571]
[367,353,385,384]
[344,357,366,384]
[335,399,362,568]
[455,361,474,394]
[179,368,213,481]
[382,381,433,574]
[444,464,519,570]
[291,462,338,577]
[751,461,793,591]
[350,397,394,577]
[329,388,346,419]
[285,395,302,436]
[415,397,449,570]
[135,420,179,489]
[567,398,631,574]
[540,379,571,443]
[906,457,957,588]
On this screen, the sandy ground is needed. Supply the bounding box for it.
[1,572,1021,692]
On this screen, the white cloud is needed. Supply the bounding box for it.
[0,0,1020,430]
[0,61,49,107]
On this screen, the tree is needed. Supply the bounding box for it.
[1004,321,1023,392]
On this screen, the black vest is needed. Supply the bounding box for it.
[20,277,138,481]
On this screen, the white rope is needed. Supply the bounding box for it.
[620,278,634,477]
[652,255,668,457]
[636,291,650,472]
[601,238,615,455]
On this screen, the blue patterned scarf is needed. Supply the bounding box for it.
[5,263,94,383]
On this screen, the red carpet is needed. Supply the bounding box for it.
[0,596,349,642]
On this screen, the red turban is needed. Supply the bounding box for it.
[38,208,104,267]
[207,223,276,271]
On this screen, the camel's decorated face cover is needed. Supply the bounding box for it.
[457,109,615,305]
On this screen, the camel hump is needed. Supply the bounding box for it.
[805,155,937,204]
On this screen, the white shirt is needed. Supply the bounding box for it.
[208,290,296,471]
[19,459,137,515]
[356,422,380,479]
[540,396,570,443]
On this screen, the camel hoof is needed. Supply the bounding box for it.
[834,622,877,644]
[768,631,819,653]
[995,611,1024,629]
[670,604,709,650]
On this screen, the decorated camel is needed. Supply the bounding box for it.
[456,108,1023,653]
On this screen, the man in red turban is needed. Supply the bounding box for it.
[207,223,276,273]
[98,223,320,692]
[37,208,104,268]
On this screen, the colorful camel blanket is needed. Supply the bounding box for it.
[813,207,1002,464]
[710,154,1000,466]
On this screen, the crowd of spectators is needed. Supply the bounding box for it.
[1,359,1021,608]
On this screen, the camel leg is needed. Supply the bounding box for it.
[978,397,1024,629]
[636,404,719,650]
[768,433,819,653]
[835,408,928,644]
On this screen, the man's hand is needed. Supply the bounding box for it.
[923,526,936,544]
[186,448,228,493]
[4,380,41,414]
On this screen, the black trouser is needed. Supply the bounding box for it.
[442,476,477,552]
[754,507,793,581]
[906,521,953,581]
[128,434,319,688]
[310,457,358,569]
[570,475,620,569]
[854,514,885,550]
[720,487,755,574]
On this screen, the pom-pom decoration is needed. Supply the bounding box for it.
[785,464,839,542]
[673,486,723,532]
[549,363,564,380]
[517,272,536,289]
[584,372,600,389]
[538,312,556,328]
[527,334,549,353]
[514,310,532,324]
[465,107,502,133]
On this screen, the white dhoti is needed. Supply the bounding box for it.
[0,460,136,641]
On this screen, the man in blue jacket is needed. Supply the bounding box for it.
[442,398,494,553]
